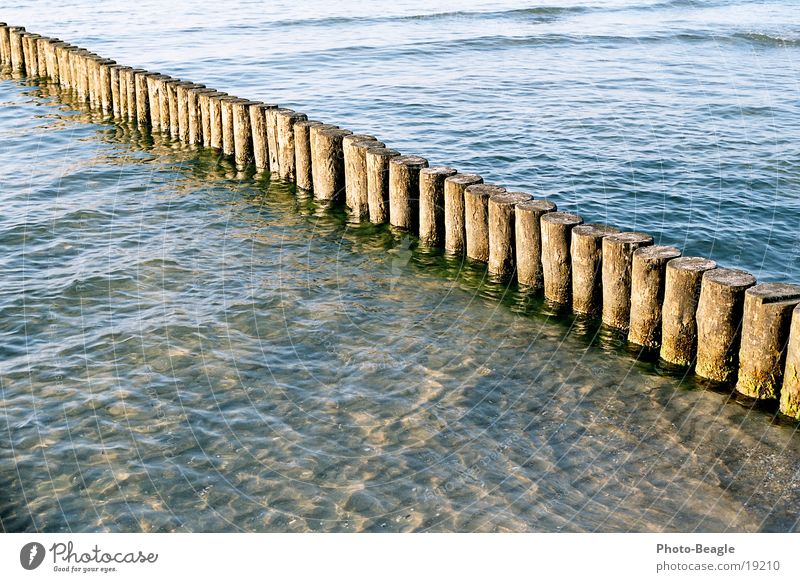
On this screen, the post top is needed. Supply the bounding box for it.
[572,223,619,238]
[421,166,457,177]
[516,199,557,214]
[390,155,428,168]
[703,267,756,289]
[667,257,717,273]
[489,192,533,207]
[634,245,682,261]
[542,211,583,226]
[604,231,653,246]
[445,174,482,186]
[464,183,505,199]
[745,282,800,305]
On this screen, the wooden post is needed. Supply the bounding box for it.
[601,232,653,330]
[187,86,210,145]
[0,24,9,66]
[343,134,378,212]
[695,268,757,383]
[735,283,800,400]
[365,146,400,222]
[311,126,352,202]
[265,106,281,174]
[56,43,73,88]
[541,212,583,304]
[294,120,322,189]
[43,38,61,82]
[488,192,533,277]
[23,33,39,77]
[134,70,151,127]
[156,75,172,131]
[389,155,429,231]
[145,73,162,129]
[276,109,308,181]
[220,96,240,155]
[35,36,50,78]
[8,27,25,73]
[124,68,141,122]
[515,199,557,289]
[419,167,458,247]
[99,59,115,114]
[208,91,228,149]
[444,174,483,254]
[780,305,800,419]
[109,65,121,117]
[628,245,682,348]
[233,99,258,167]
[166,79,181,137]
[570,224,619,315]
[251,103,276,172]
[464,184,507,262]
[175,82,193,141]
[659,257,717,366]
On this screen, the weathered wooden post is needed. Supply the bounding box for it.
[276,108,308,181]
[444,174,483,254]
[9,26,27,73]
[419,167,458,247]
[220,96,241,155]
[99,59,115,114]
[488,192,533,277]
[780,305,800,419]
[134,70,151,127]
[628,245,682,348]
[56,43,74,88]
[165,79,182,137]
[146,73,163,129]
[541,212,583,304]
[515,199,557,289]
[343,134,379,213]
[109,65,122,117]
[695,268,756,383]
[187,86,211,145]
[208,91,228,149]
[265,106,281,174]
[570,224,619,315]
[199,91,224,146]
[601,232,653,330]
[0,24,9,66]
[36,37,51,78]
[251,103,275,172]
[659,257,717,366]
[389,155,429,231]
[735,283,800,400]
[366,146,400,222]
[43,38,61,82]
[233,99,258,167]
[156,75,172,131]
[22,33,39,77]
[293,118,320,187]
[311,125,352,202]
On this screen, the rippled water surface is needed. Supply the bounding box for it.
[2,0,800,532]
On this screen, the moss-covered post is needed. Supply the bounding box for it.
[541,212,583,304]
[570,224,619,315]
[695,268,756,383]
[735,283,800,400]
[780,305,800,419]
[443,174,483,255]
[488,192,533,277]
[515,199,556,290]
[628,245,682,348]
[601,232,653,330]
[366,146,400,223]
[294,119,322,189]
[419,167,458,247]
[659,257,717,366]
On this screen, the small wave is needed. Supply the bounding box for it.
[735,32,800,47]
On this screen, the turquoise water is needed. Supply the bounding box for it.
[2,0,800,532]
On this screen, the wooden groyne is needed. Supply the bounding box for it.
[3,23,800,420]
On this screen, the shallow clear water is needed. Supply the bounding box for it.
[2,0,800,532]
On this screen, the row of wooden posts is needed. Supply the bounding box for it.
[3,23,800,420]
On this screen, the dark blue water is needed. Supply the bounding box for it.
[2,1,800,532]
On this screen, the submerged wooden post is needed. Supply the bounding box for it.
[220,96,240,155]
[735,283,800,400]
[365,146,400,222]
[389,155,429,231]
[695,268,756,383]
[276,109,308,181]
[109,65,121,117]
[22,33,39,77]
[343,134,379,214]
[601,232,653,330]
[145,73,163,129]
[488,192,533,277]
[233,99,257,167]
[119,67,135,121]
[156,75,172,132]
[188,86,211,145]
[515,199,557,289]
[659,257,717,366]
[134,70,151,127]
[541,212,583,304]
[465,184,506,262]
[251,103,276,172]
[419,167,458,247]
[56,43,74,88]
[628,245,682,348]
[36,37,51,78]
[311,126,352,202]
[444,174,483,254]
[570,224,619,315]
[198,90,220,146]
[780,305,800,419]
[99,59,115,114]
[293,119,321,188]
